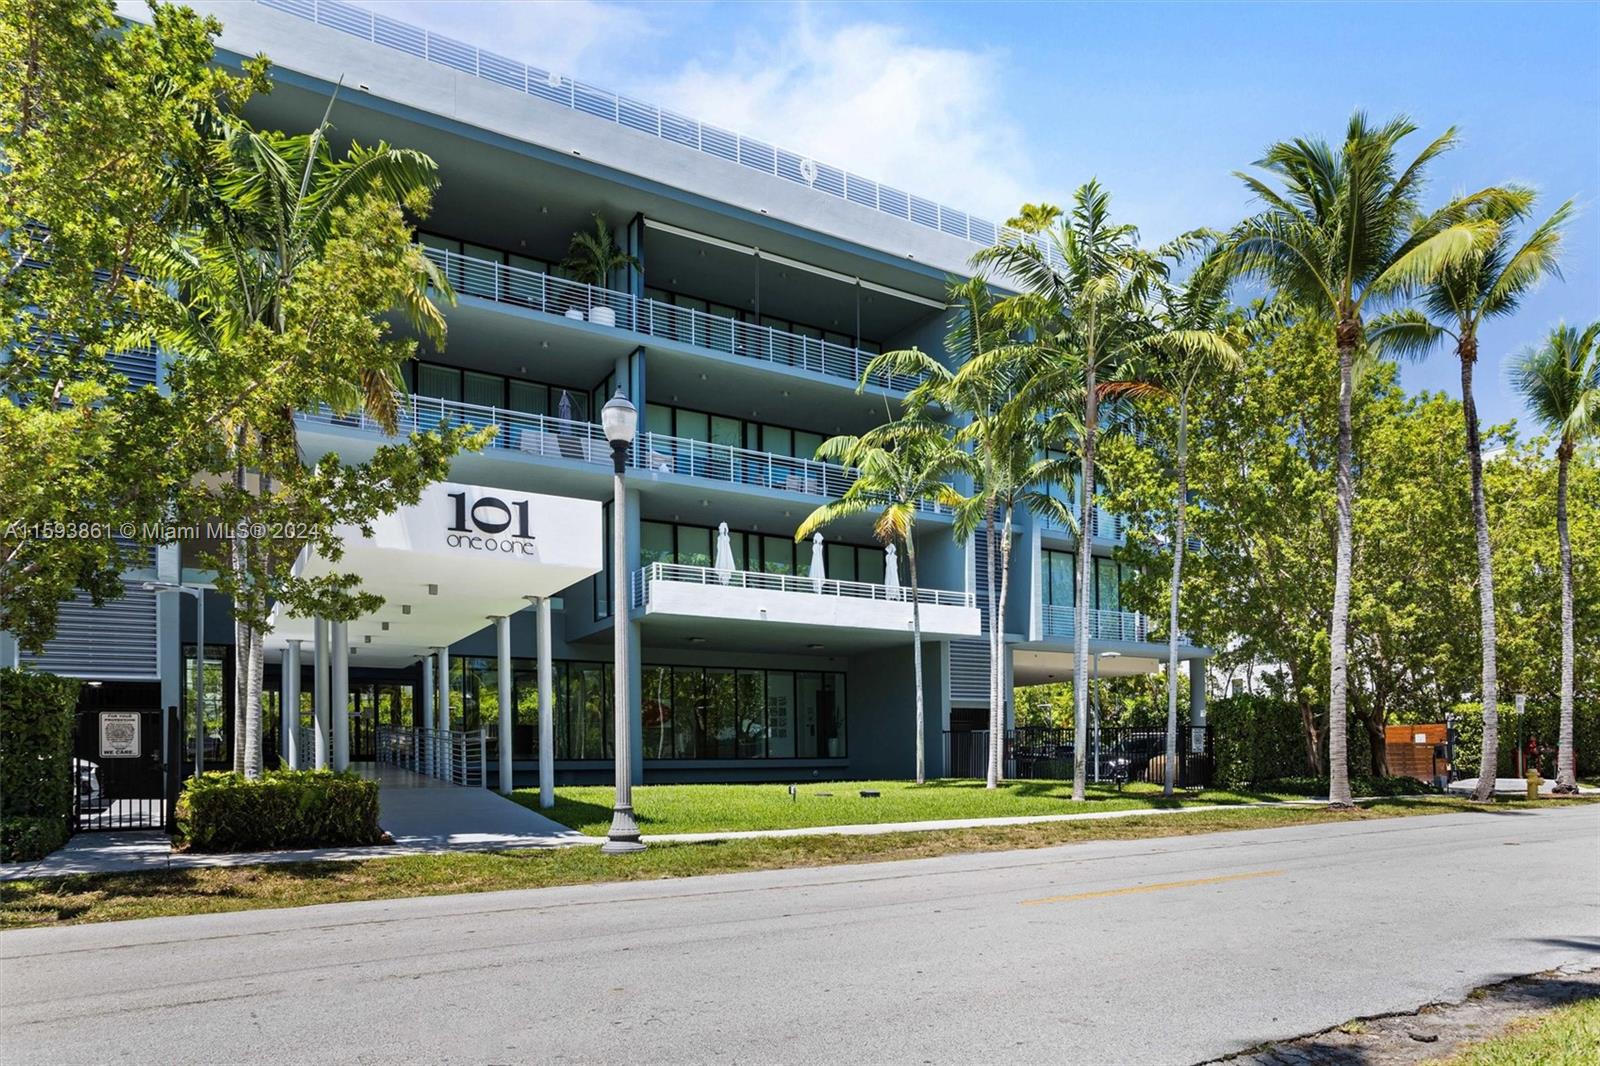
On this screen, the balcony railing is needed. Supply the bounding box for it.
[1040,508,1126,545]
[423,246,921,392]
[631,561,974,612]
[377,724,488,788]
[1039,604,1152,643]
[298,392,949,512]
[257,0,1066,273]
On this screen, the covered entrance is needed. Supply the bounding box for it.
[266,481,603,802]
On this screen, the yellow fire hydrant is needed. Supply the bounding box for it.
[1526,769,1543,801]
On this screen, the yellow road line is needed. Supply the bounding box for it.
[1021,868,1285,906]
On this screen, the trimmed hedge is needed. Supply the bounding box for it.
[0,667,80,862]
[175,769,386,852]
[1257,775,1437,798]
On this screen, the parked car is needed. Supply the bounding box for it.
[73,758,107,810]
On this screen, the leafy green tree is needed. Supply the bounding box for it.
[1510,322,1600,791]
[1140,235,1242,794]
[974,183,1155,800]
[156,112,485,776]
[797,423,963,784]
[1371,192,1572,799]
[1227,113,1497,807]
[0,0,262,649]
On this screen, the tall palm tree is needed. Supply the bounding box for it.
[797,423,964,784]
[1144,236,1243,796]
[865,278,1030,788]
[974,182,1155,801]
[159,104,451,777]
[1510,322,1600,793]
[1227,112,1498,807]
[1369,192,1572,800]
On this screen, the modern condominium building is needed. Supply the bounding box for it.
[6,0,1210,792]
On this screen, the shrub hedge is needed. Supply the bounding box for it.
[0,667,80,862]
[1257,775,1437,798]
[175,769,386,852]
[1446,700,1599,779]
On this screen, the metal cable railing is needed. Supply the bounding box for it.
[1039,605,1153,643]
[422,246,920,391]
[376,724,488,787]
[631,561,974,611]
[257,0,1066,274]
[298,392,950,514]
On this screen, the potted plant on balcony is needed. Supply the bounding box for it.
[561,212,637,327]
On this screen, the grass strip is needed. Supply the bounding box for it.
[1440,995,1600,1065]
[2,795,1589,930]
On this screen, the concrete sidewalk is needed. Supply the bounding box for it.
[0,764,591,881]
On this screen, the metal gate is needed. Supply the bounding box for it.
[72,706,181,832]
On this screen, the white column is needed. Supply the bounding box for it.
[436,646,451,779]
[496,615,513,795]
[331,620,350,771]
[421,653,434,776]
[284,640,302,769]
[537,597,554,809]
[312,618,330,770]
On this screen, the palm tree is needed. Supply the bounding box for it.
[1227,112,1498,807]
[1510,322,1600,793]
[974,182,1155,801]
[796,423,963,784]
[159,104,451,777]
[1370,192,1572,800]
[865,277,1037,788]
[1144,236,1243,795]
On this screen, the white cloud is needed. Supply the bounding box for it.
[641,10,1037,221]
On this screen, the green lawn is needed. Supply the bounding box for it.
[1442,996,1600,1066]
[513,778,1306,836]
[3,796,1586,930]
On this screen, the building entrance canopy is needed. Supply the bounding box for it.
[267,482,603,667]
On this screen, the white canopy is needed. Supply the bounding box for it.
[266,481,603,667]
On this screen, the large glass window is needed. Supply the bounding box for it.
[1043,549,1076,607]
[1095,557,1120,612]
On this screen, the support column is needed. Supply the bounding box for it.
[537,597,554,809]
[1189,658,1208,753]
[331,620,350,771]
[284,640,302,769]
[436,645,451,779]
[495,615,513,795]
[312,618,330,770]
[0,631,18,670]
[421,653,434,775]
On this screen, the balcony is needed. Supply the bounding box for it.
[1039,604,1154,643]
[297,393,950,513]
[631,562,981,638]
[424,247,922,392]
[1039,509,1127,547]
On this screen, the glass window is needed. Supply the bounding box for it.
[762,535,794,576]
[508,253,546,275]
[858,547,885,587]
[641,522,675,567]
[736,670,766,757]
[643,666,675,759]
[710,416,741,448]
[705,668,737,758]
[793,431,824,463]
[673,668,703,759]
[1095,557,1120,612]
[463,370,503,409]
[827,543,857,583]
[763,425,793,457]
[417,364,461,402]
[678,526,711,568]
[765,671,796,758]
[821,674,846,757]
[675,409,709,442]
[508,380,548,417]
[796,672,823,758]
[646,403,673,437]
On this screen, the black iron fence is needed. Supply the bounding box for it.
[944,724,1215,788]
[72,706,182,832]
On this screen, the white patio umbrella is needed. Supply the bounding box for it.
[809,532,826,592]
[884,543,901,599]
[557,389,574,422]
[714,522,735,585]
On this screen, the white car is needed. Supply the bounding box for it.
[73,758,107,811]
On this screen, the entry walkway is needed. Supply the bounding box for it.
[0,764,591,881]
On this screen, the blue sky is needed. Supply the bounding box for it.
[374,0,1599,433]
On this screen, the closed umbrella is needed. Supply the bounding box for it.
[884,543,900,599]
[557,389,574,422]
[809,533,826,592]
[714,522,735,585]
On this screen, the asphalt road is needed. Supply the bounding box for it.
[3,806,1597,1065]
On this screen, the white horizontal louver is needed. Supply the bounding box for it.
[21,584,159,680]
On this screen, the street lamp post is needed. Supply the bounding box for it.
[145,580,205,778]
[600,389,645,854]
